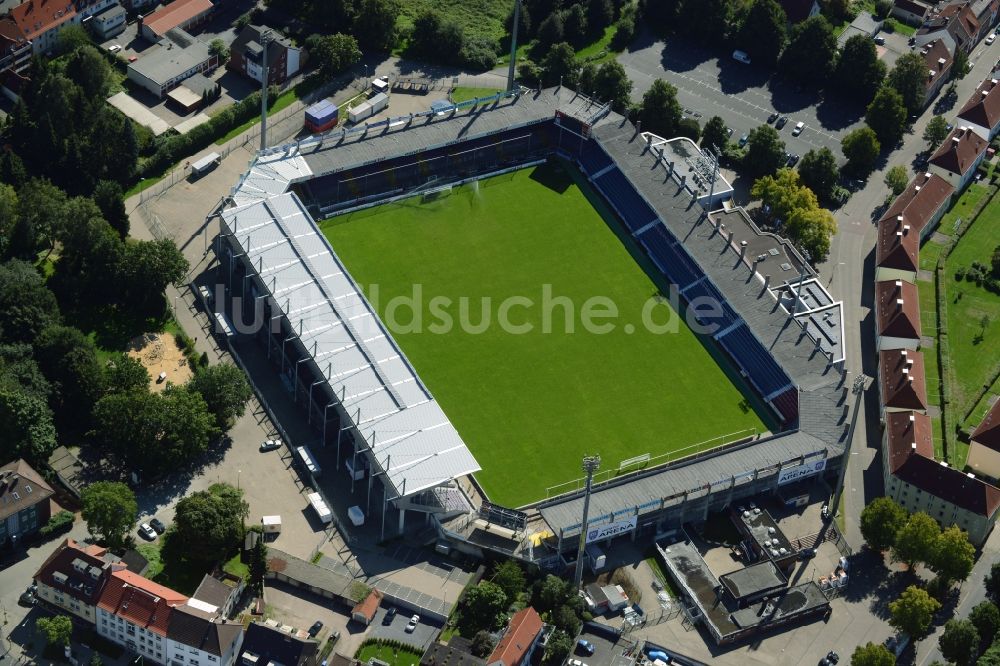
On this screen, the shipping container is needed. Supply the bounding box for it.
[304,99,339,133]
[348,92,389,124]
[307,492,333,524]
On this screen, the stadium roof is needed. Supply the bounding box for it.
[221,191,481,498]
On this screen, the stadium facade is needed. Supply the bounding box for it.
[214,87,850,564]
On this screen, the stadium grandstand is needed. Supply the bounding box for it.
[215,86,849,563]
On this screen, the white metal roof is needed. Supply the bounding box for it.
[221,190,481,499]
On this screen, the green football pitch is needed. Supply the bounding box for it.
[319,163,771,506]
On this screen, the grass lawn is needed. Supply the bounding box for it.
[136,540,206,596]
[919,237,946,272]
[940,198,1000,416]
[885,19,917,36]
[223,551,249,579]
[320,164,769,506]
[355,643,423,666]
[450,87,503,104]
[395,0,513,50]
[939,184,989,237]
[576,24,618,62]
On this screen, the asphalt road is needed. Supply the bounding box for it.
[618,31,863,158]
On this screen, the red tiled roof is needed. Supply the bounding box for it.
[930,126,988,176]
[351,589,382,622]
[887,411,1000,516]
[0,459,54,522]
[33,539,112,606]
[141,0,213,38]
[939,2,981,39]
[487,607,543,666]
[972,399,1000,451]
[876,280,922,340]
[921,39,953,92]
[876,173,953,271]
[958,77,1000,132]
[9,0,77,42]
[879,349,928,411]
[98,570,188,636]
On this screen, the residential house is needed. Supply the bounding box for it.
[351,589,382,626]
[875,172,954,282]
[957,76,1000,139]
[238,622,319,666]
[485,608,543,666]
[892,0,933,26]
[929,125,989,189]
[878,349,928,418]
[777,0,820,23]
[139,0,213,42]
[882,411,1000,546]
[85,2,125,39]
[127,28,217,98]
[228,24,301,85]
[971,0,1000,40]
[969,400,1000,477]
[97,570,189,664]
[9,0,120,55]
[875,279,922,351]
[34,539,120,624]
[165,602,244,666]
[0,16,31,98]
[930,1,980,52]
[920,38,955,105]
[0,459,54,548]
[193,572,244,619]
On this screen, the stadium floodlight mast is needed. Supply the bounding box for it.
[506,0,522,92]
[572,455,602,590]
[259,29,273,152]
[830,374,867,520]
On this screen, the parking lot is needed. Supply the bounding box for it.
[618,32,864,164]
[368,606,441,651]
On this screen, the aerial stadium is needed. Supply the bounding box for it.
[213,86,849,569]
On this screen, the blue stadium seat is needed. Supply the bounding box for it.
[593,168,658,232]
[579,140,613,176]
[638,225,701,289]
[718,324,791,397]
[681,280,740,331]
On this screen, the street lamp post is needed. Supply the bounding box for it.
[572,455,601,590]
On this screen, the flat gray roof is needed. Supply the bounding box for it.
[128,29,210,86]
[718,560,786,600]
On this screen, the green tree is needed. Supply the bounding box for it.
[866,86,907,147]
[980,645,1000,665]
[81,481,137,550]
[208,38,230,64]
[751,168,818,223]
[969,601,1000,645]
[679,0,730,40]
[931,525,975,584]
[849,642,896,666]
[91,180,129,239]
[677,117,700,141]
[471,631,495,658]
[586,0,615,33]
[744,125,786,178]
[35,325,106,429]
[552,604,581,635]
[835,34,886,104]
[923,115,950,151]
[593,61,632,112]
[65,46,112,100]
[172,483,248,563]
[939,618,980,666]
[797,147,839,202]
[536,11,565,50]
[117,239,189,311]
[701,116,729,154]
[535,574,572,612]
[57,25,91,54]
[541,42,580,88]
[639,79,682,138]
[0,388,57,464]
[188,363,252,430]
[986,562,1000,600]
[888,52,928,115]
[889,585,941,637]
[860,496,907,551]
[461,581,509,634]
[308,34,362,76]
[564,4,588,45]
[492,560,526,602]
[737,0,787,67]
[354,0,399,51]
[884,165,909,196]
[248,534,268,593]
[542,630,573,666]
[36,615,73,647]
[892,511,941,570]
[0,260,61,344]
[841,127,881,175]
[953,48,970,80]
[788,205,837,261]
[0,343,50,401]
[104,355,150,395]
[13,178,68,256]
[0,183,18,258]
[779,15,837,83]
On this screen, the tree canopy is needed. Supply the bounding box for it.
[541,42,581,88]
[849,642,896,666]
[592,61,632,112]
[744,125,786,178]
[461,581,509,634]
[0,260,61,344]
[841,127,881,175]
[887,52,927,116]
[889,585,941,637]
[797,148,839,203]
[931,525,975,584]
[701,116,729,154]
[884,165,909,196]
[779,15,837,83]
[37,615,73,647]
[970,601,1000,646]
[737,0,787,67]
[835,34,886,104]
[860,496,907,551]
[865,86,907,147]
[171,483,248,563]
[923,115,950,151]
[81,481,137,550]
[938,618,980,666]
[639,79,682,139]
[188,363,253,430]
[892,511,941,570]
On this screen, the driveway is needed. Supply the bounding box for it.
[617,31,862,159]
[368,606,440,651]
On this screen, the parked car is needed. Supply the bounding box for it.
[792,121,805,136]
[786,153,800,166]
[798,547,816,560]
[874,35,885,45]
[405,615,420,632]
[989,34,997,45]
[138,523,157,540]
[732,49,751,64]
[149,518,166,534]
[308,621,323,637]
[18,588,36,606]
[383,607,397,625]
[820,651,839,665]
[260,439,282,452]
[577,640,595,656]
[107,44,122,53]
[767,112,779,124]
[738,134,749,147]
[776,116,789,129]
[726,127,733,137]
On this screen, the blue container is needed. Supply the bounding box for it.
[305,99,339,132]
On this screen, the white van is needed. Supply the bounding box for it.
[792,121,805,136]
[732,50,751,64]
